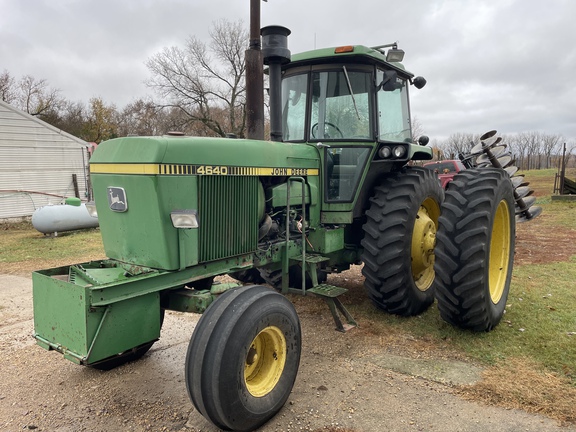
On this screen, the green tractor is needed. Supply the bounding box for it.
[32,26,539,431]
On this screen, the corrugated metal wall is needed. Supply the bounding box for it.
[0,100,89,219]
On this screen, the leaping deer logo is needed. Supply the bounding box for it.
[109,189,125,205]
[107,187,127,212]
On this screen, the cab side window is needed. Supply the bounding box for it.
[325,147,371,202]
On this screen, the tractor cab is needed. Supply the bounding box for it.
[281,46,413,145]
[275,43,432,220]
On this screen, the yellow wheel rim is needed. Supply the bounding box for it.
[244,326,286,397]
[489,200,511,304]
[411,197,441,291]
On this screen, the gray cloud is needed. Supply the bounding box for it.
[1,0,574,141]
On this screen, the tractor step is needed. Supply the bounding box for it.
[290,253,331,264]
[308,284,347,297]
[308,284,357,333]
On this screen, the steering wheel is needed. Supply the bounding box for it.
[311,122,344,139]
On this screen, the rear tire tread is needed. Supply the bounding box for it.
[361,167,443,316]
[434,168,515,331]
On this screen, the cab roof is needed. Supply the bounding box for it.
[287,45,413,77]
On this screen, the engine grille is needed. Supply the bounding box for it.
[198,176,259,262]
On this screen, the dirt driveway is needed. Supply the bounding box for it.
[1,273,574,432]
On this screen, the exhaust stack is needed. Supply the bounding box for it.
[261,25,291,142]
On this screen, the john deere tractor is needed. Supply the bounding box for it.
[32,26,539,431]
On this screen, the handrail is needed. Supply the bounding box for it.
[284,176,307,295]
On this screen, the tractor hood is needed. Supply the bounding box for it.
[88,135,320,271]
[90,136,320,170]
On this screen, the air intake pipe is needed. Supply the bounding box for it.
[261,25,291,142]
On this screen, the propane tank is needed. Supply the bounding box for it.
[32,201,99,235]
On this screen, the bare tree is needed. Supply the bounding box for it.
[119,98,162,136]
[440,132,478,159]
[541,133,563,169]
[52,101,89,138]
[0,70,16,103]
[118,98,191,137]
[506,134,526,170]
[567,140,576,169]
[83,97,119,143]
[410,116,425,142]
[517,131,543,170]
[146,19,248,137]
[16,75,63,117]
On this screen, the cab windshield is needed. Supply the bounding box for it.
[281,67,412,143]
[282,68,372,142]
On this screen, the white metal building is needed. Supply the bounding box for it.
[0,100,89,219]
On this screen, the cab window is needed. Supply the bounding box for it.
[325,147,371,202]
[281,73,308,141]
[310,70,372,140]
[377,69,411,142]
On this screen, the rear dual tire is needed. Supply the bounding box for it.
[434,168,515,331]
[361,166,515,332]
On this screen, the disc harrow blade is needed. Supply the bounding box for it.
[476,145,508,162]
[470,141,486,156]
[514,186,532,200]
[491,144,508,157]
[516,206,543,222]
[465,130,541,223]
[482,135,502,149]
[515,195,537,214]
[481,155,514,169]
[505,166,519,177]
[511,176,525,188]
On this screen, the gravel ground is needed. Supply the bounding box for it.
[1,273,575,432]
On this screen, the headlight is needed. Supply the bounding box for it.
[379,146,392,159]
[85,201,98,218]
[393,146,407,158]
[170,209,199,229]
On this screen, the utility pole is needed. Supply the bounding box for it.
[245,0,266,140]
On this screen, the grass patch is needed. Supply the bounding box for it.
[459,357,576,424]
[519,167,576,181]
[349,258,576,385]
[0,221,105,274]
[520,167,575,197]
[449,259,576,380]
[543,200,576,227]
[340,259,576,423]
[516,168,576,227]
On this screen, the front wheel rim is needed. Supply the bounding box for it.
[244,326,287,397]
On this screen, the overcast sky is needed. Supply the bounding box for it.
[1,0,575,141]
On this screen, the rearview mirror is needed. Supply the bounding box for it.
[412,76,427,89]
[379,70,403,92]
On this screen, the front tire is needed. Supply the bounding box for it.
[434,168,515,331]
[185,285,301,431]
[361,167,443,316]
